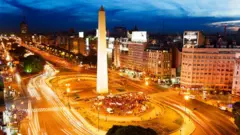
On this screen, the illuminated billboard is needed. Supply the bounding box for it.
[183,31,199,48]
[131,31,147,42]
[86,38,89,50]
[79,32,84,38]
[107,37,115,49]
[120,44,129,51]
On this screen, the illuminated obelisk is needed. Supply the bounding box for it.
[97,6,108,94]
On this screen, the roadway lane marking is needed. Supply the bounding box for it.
[61,129,72,135]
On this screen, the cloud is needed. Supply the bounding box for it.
[209,20,240,26]
[208,20,240,31]
[1,0,240,32]
[227,26,240,31]
[2,0,240,18]
[0,0,21,13]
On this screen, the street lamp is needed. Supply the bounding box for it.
[13,114,21,133]
[119,72,123,76]
[66,87,71,109]
[145,77,149,86]
[15,73,21,83]
[184,95,189,112]
[145,81,149,86]
[184,95,190,121]
[12,104,15,110]
[65,83,70,87]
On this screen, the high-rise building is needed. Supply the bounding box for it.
[69,37,86,55]
[145,46,172,80]
[20,17,28,34]
[171,46,182,76]
[97,6,108,94]
[181,48,240,92]
[118,41,147,72]
[113,37,173,80]
[232,53,240,96]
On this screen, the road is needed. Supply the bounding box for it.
[108,70,237,135]
[20,64,96,135]
[151,92,238,135]
[111,69,238,135]
[19,42,237,135]
[18,42,83,72]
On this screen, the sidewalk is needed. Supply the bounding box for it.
[170,106,195,135]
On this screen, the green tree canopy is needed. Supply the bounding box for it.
[24,55,45,74]
[233,102,240,130]
[106,125,157,135]
[9,43,26,59]
[0,76,4,91]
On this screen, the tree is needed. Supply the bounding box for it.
[82,55,97,65]
[23,55,45,73]
[233,102,240,130]
[106,125,157,135]
[0,76,4,105]
[9,43,26,60]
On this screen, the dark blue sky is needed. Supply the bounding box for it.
[0,0,240,33]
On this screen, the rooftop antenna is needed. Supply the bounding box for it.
[224,24,227,37]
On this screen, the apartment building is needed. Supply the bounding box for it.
[181,48,240,91]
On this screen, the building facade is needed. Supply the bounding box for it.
[146,49,172,79]
[117,41,147,71]
[127,42,147,71]
[232,53,240,96]
[20,20,28,34]
[181,48,240,92]
[55,35,88,55]
[113,39,173,80]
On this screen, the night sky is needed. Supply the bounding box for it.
[1,0,240,34]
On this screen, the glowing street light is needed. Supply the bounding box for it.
[6,54,11,61]
[66,87,70,93]
[119,72,123,76]
[145,81,149,86]
[15,73,21,83]
[184,95,190,121]
[13,114,17,119]
[65,83,70,87]
[12,104,15,110]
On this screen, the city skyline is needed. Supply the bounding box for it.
[0,2,240,135]
[1,0,240,33]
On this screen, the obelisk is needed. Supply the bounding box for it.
[97,6,108,94]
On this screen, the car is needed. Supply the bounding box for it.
[189,95,195,99]
[219,106,227,111]
[183,92,190,95]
